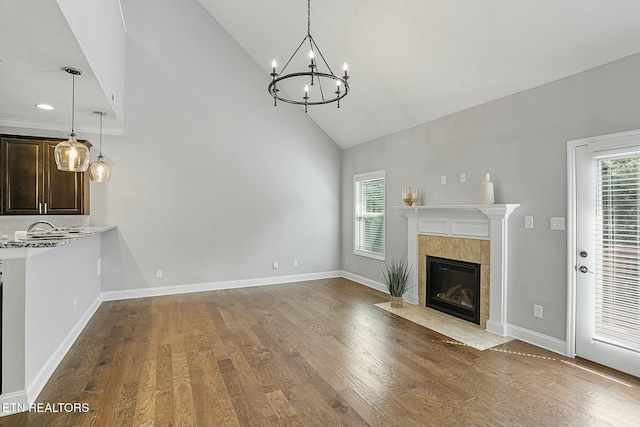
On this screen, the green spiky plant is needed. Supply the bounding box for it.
[381,257,412,297]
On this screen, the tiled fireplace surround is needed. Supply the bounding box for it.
[396,204,519,336]
[418,235,490,328]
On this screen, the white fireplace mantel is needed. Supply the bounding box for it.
[393,204,520,336]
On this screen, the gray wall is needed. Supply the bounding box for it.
[342,53,640,341]
[90,0,342,291]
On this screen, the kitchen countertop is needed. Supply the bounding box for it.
[0,225,116,249]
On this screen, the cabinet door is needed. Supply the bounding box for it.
[1,137,44,215]
[43,141,88,215]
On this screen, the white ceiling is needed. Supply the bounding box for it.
[3,1,640,148]
[198,0,640,148]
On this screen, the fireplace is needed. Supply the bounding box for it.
[427,256,481,324]
[395,204,519,335]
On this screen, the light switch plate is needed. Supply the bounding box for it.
[441,175,447,185]
[525,216,534,229]
[550,217,565,231]
[534,304,543,318]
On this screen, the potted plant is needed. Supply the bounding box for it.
[382,257,412,308]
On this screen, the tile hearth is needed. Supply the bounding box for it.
[375,302,513,350]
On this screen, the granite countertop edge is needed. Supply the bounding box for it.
[0,225,116,249]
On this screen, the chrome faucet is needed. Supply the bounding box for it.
[27,220,56,233]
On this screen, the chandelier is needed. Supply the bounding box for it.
[268,0,349,112]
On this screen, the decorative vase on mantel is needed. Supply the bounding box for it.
[479,173,495,204]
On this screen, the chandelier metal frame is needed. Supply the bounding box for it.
[268,0,349,111]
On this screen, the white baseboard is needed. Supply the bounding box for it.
[102,270,342,301]
[506,324,567,355]
[340,270,419,304]
[0,390,28,417]
[339,270,387,293]
[25,294,104,405]
[486,319,508,337]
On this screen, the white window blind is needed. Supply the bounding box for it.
[595,155,640,351]
[354,171,385,260]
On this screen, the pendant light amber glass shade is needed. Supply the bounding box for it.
[55,67,90,172]
[89,111,112,182]
[55,133,90,172]
[89,156,111,182]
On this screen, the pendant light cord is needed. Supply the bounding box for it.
[71,73,76,134]
[98,112,103,156]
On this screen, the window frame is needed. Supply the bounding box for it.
[353,170,386,261]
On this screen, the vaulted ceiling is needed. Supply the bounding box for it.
[198,0,640,148]
[2,1,640,148]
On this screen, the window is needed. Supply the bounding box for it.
[595,155,640,351]
[354,170,385,260]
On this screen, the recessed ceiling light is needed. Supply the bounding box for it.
[36,104,55,110]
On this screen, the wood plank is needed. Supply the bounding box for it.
[2,279,640,427]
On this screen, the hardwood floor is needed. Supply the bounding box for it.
[2,278,640,426]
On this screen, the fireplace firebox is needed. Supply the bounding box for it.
[426,256,481,324]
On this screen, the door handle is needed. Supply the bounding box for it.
[580,251,588,258]
[579,266,588,273]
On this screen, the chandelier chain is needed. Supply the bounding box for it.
[307,0,311,36]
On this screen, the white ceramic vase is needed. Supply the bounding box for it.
[480,173,495,204]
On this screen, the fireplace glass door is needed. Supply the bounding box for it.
[427,256,481,324]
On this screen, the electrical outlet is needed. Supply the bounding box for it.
[550,217,566,231]
[293,260,298,267]
[534,304,543,318]
[441,175,447,185]
[460,173,466,183]
[272,261,279,269]
[97,258,102,277]
[73,298,77,311]
[156,269,163,278]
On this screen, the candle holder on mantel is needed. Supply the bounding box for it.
[411,187,420,206]
[402,187,421,206]
[402,187,412,206]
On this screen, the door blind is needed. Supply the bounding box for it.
[595,155,640,351]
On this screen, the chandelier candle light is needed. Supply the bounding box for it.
[55,67,90,172]
[268,0,350,112]
[89,111,112,182]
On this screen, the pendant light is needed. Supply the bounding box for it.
[55,67,90,172]
[89,111,112,182]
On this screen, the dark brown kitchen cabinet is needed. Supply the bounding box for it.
[1,134,90,215]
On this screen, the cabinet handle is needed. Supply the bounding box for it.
[39,202,42,214]
[44,202,48,214]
